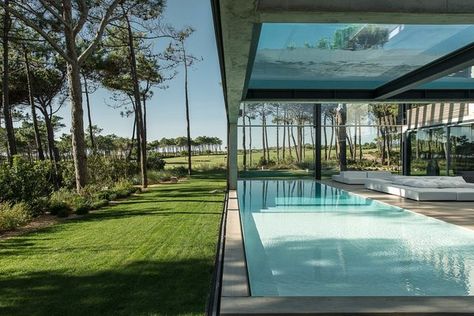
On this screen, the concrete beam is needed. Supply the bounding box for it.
[219,0,257,123]
[257,0,474,23]
[258,0,474,14]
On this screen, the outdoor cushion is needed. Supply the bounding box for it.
[366,171,393,179]
[456,189,474,201]
[392,176,468,188]
[332,174,367,184]
[434,176,467,188]
[392,178,440,188]
[339,171,367,178]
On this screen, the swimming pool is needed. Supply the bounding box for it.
[238,180,474,296]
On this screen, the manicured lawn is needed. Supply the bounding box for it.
[0,172,226,316]
[164,155,227,170]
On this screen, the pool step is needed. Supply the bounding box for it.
[274,197,371,207]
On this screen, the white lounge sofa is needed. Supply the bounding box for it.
[332,171,393,185]
[365,176,474,201]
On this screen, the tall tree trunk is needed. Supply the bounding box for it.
[338,105,347,171]
[287,122,292,158]
[40,105,60,169]
[82,73,95,153]
[124,10,147,188]
[242,107,247,170]
[323,114,328,160]
[64,1,88,191]
[346,130,354,160]
[182,41,192,176]
[248,116,252,166]
[142,93,148,154]
[276,105,280,163]
[291,126,300,162]
[282,114,286,160]
[353,122,357,161]
[261,113,266,163]
[2,0,16,159]
[386,127,391,166]
[24,48,44,160]
[358,121,362,161]
[264,117,270,162]
[127,115,136,161]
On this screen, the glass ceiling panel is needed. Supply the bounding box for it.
[249,23,474,90]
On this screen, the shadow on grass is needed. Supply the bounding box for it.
[0,176,226,316]
[0,259,213,316]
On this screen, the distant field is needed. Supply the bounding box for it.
[164,154,227,170]
[163,148,402,178]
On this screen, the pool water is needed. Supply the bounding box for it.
[238,180,474,296]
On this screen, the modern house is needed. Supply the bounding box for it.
[211,0,474,189]
[210,1,474,315]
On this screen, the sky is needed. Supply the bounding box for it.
[57,0,226,142]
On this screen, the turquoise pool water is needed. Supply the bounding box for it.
[238,180,474,296]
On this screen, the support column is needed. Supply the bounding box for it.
[402,131,412,176]
[227,121,238,190]
[313,104,322,180]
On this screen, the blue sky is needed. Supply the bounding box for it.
[57,0,226,141]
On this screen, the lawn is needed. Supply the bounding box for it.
[164,155,227,170]
[0,172,226,316]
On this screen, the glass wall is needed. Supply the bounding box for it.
[238,103,403,178]
[450,124,474,175]
[239,102,317,178]
[409,123,474,176]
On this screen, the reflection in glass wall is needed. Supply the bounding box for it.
[410,128,449,176]
[450,124,474,175]
[409,124,474,176]
[322,125,402,176]
[238,103,402,178]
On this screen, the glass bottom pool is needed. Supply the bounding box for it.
[238,180,474,296]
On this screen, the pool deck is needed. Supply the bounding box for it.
[323,180,474,231]
[220,181,474,315]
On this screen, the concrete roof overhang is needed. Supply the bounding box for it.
[211,0,474,123]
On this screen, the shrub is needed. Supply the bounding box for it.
[49,201,72,218]
[0,156,55,206]
[113,180,139,196]
[87,155,139,187]
[257,156,275,167]
[70,196,92,215]
[91,199,109,209]
[0,202,32,232]
[170,166,187,177]
[58,160,76,190]
[147,153,166,171]
[49,189,92,215]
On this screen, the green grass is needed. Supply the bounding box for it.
[164,155,227,170]
[0,171,226,316]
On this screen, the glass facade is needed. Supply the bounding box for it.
[409,123,474,176]
[250,23,474,90]
[238,103,403,178]
[450,124,474,174]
